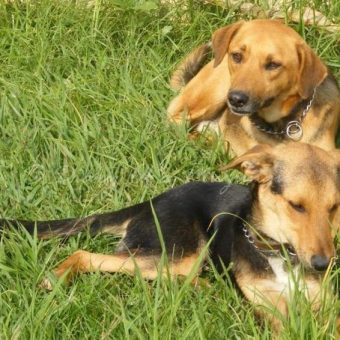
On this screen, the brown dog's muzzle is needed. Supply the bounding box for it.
[227,90,264,115]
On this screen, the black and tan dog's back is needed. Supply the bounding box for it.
[1,142,340,332]
[1,182,251,280]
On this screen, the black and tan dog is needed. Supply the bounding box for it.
[1,142,340,331]
[168,19,340,156]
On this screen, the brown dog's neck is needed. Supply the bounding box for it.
[249,93,315,140]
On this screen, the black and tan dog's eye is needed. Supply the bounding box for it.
[265,61,281,70]
[288,201,305,213]
[329,204,338,214]
[230,52,243,63]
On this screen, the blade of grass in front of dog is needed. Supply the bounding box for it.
[149,202,168,340]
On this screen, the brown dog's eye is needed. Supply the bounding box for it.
[329,204,338,214]
[289,201,305,213]
[265,61,281,70]
[231,52,242,64]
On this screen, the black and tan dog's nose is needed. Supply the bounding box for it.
[311,255,330,271]
[228,91,249,108]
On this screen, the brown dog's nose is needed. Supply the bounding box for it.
[228,91,249,108]
[311,255,330,271]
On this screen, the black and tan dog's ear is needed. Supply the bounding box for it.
[221,144,274,183]
[330,149,340,178]
[296,43,327,99]
[329,150,340,235]
[212,21,244,67]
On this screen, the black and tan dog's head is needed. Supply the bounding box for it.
[212,19,327,122]
[226,143,339,271]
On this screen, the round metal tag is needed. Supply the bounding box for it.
[286,121,303,141]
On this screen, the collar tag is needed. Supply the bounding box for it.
[286,121,303,141]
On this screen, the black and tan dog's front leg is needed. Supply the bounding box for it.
[237,276,288,333]
[236,270,340,336]
[40,250,158,289]
[41,250,205,289]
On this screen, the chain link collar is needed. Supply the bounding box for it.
[250,88,317,141]
[242,223,297,260]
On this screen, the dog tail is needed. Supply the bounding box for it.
[170,42,212,91]
[0,203,145,239]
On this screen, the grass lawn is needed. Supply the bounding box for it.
[0,0,339,338]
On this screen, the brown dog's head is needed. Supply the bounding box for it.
[226,143,339,271]
[212,20,327,122]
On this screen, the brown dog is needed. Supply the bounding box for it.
[168,19,340,156]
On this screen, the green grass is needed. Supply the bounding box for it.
[0,0,339,338]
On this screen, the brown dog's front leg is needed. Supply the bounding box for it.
[168,57,230,126]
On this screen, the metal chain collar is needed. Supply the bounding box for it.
[242,223,297,260]
[251,87,317,141]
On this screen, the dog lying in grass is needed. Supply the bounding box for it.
[168,19,340,156]
[1,142,339,333]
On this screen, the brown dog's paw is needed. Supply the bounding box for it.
[39,277,54,291]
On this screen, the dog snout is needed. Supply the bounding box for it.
[228,91,249,108]
[311,255,330,271]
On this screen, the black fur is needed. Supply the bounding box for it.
[0,182,266,274]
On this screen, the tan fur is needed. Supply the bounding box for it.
[168,55,230,125]
[40,143,340,334]
[43,250,205,289]
[101,219,130,238]
[170,43,212,91]
[168,19,340,156]
[226,143,340,332]
[227,143,339,268]
[235,258,323,332]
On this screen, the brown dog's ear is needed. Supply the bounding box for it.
[296,43,328,99]
[221,144,274,183]
[212,21,244,67]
